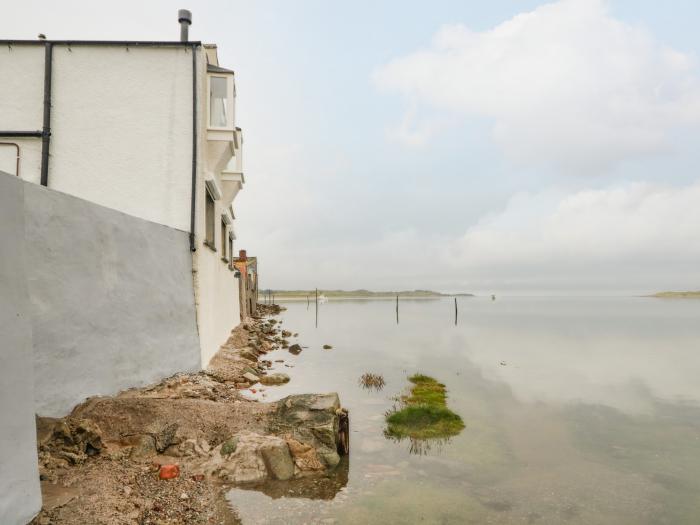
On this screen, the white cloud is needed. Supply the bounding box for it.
[251,179,700,294]
[374,0,700,171]
[442,180,700,291]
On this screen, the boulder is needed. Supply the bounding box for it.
[243,372,260,383]
[259,440,295,480]
[260,373,290,386]
[154,422,179,452]
[203,432,293,484]
[271,393,344,468]
[288,344,302,355]
[125,435,157,459]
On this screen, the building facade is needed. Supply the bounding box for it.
[0,34,244,365]
[0,14,258,523]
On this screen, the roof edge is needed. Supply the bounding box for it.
[0,40,202,47]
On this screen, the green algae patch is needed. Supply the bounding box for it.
[385,374,465,441]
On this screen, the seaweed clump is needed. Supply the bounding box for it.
[385,374,464,442]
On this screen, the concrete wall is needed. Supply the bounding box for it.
[16,174,202,416]
[0,44,194,231]
[0,174,42,524]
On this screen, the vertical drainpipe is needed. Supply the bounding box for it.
[189,43,198,252]
[40,41,53,186]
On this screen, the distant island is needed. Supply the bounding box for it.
[652,291,700,299]
[265,289,474,299]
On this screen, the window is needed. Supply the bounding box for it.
[228,235,234,269]
[205,189,215,249]
[221,218,227,261]
[209,76,228,127]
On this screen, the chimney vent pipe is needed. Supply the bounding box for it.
[178,9,192,42]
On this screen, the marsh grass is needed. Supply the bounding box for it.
[385,373,465,442]
[359,372,386,391]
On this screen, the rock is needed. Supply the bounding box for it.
[272,393,344,469]
[159,464,180,480]
[240,349,258,362]
[221,437,239,456]
[285,437,325,471]
[243,372,260,383]
[288,344,302,355]
[259,440,295,480]
[180,492,189,500]
[126,435,157,459]
[281,330,292,337]
[243,366,259,376]
[323,344,333,350]
[206,433,268,484]
[154,423,179,453]
[259,373,290,386]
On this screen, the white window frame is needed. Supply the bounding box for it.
[207,74,235,130]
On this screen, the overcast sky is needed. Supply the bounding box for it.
[4,0,700,294]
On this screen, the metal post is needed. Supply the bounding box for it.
[454,297,458,325]
[396,295,399,324]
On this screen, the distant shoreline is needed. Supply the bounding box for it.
[262,289,474,300]
[651,291,700,299]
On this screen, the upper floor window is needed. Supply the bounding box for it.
[209,76,228,128]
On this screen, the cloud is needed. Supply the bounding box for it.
[442,180,700,291]
[373,0,700,171]
[251,179,700,294]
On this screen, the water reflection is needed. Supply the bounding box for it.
[382,434,453,456]
[232,456,349,501]
[229,298,700,524]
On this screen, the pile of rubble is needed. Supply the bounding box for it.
[30,310,348,525]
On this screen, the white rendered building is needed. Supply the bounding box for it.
[0,13,245,365]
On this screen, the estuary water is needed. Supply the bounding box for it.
[228,296,700,524]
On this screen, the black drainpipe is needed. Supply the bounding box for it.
[40,41,53,186]
[189,43,198,252]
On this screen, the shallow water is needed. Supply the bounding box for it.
[228,297,700,524]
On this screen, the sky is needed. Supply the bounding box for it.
[4,0,700,295]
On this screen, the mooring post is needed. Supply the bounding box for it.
[454,297,458,325]
[315,288,319,327]
[396,295,399,324]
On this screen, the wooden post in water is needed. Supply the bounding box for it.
[396,295,399,324]
[454,297,458,325]
[307,294,309,310]
[315,288,319,327]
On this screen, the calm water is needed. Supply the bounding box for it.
[228,297,700,524]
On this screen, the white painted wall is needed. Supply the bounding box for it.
[193,52,242,366]
[0,44,194,231]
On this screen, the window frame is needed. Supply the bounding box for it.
[207,74,234,130]
[204,188,216,251]
[220,217,228,262]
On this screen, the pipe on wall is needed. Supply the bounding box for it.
[0,142,21,176]
[189,43,198,252]
[39,42,53,187]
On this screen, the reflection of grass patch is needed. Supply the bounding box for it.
[385,374,465,440]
